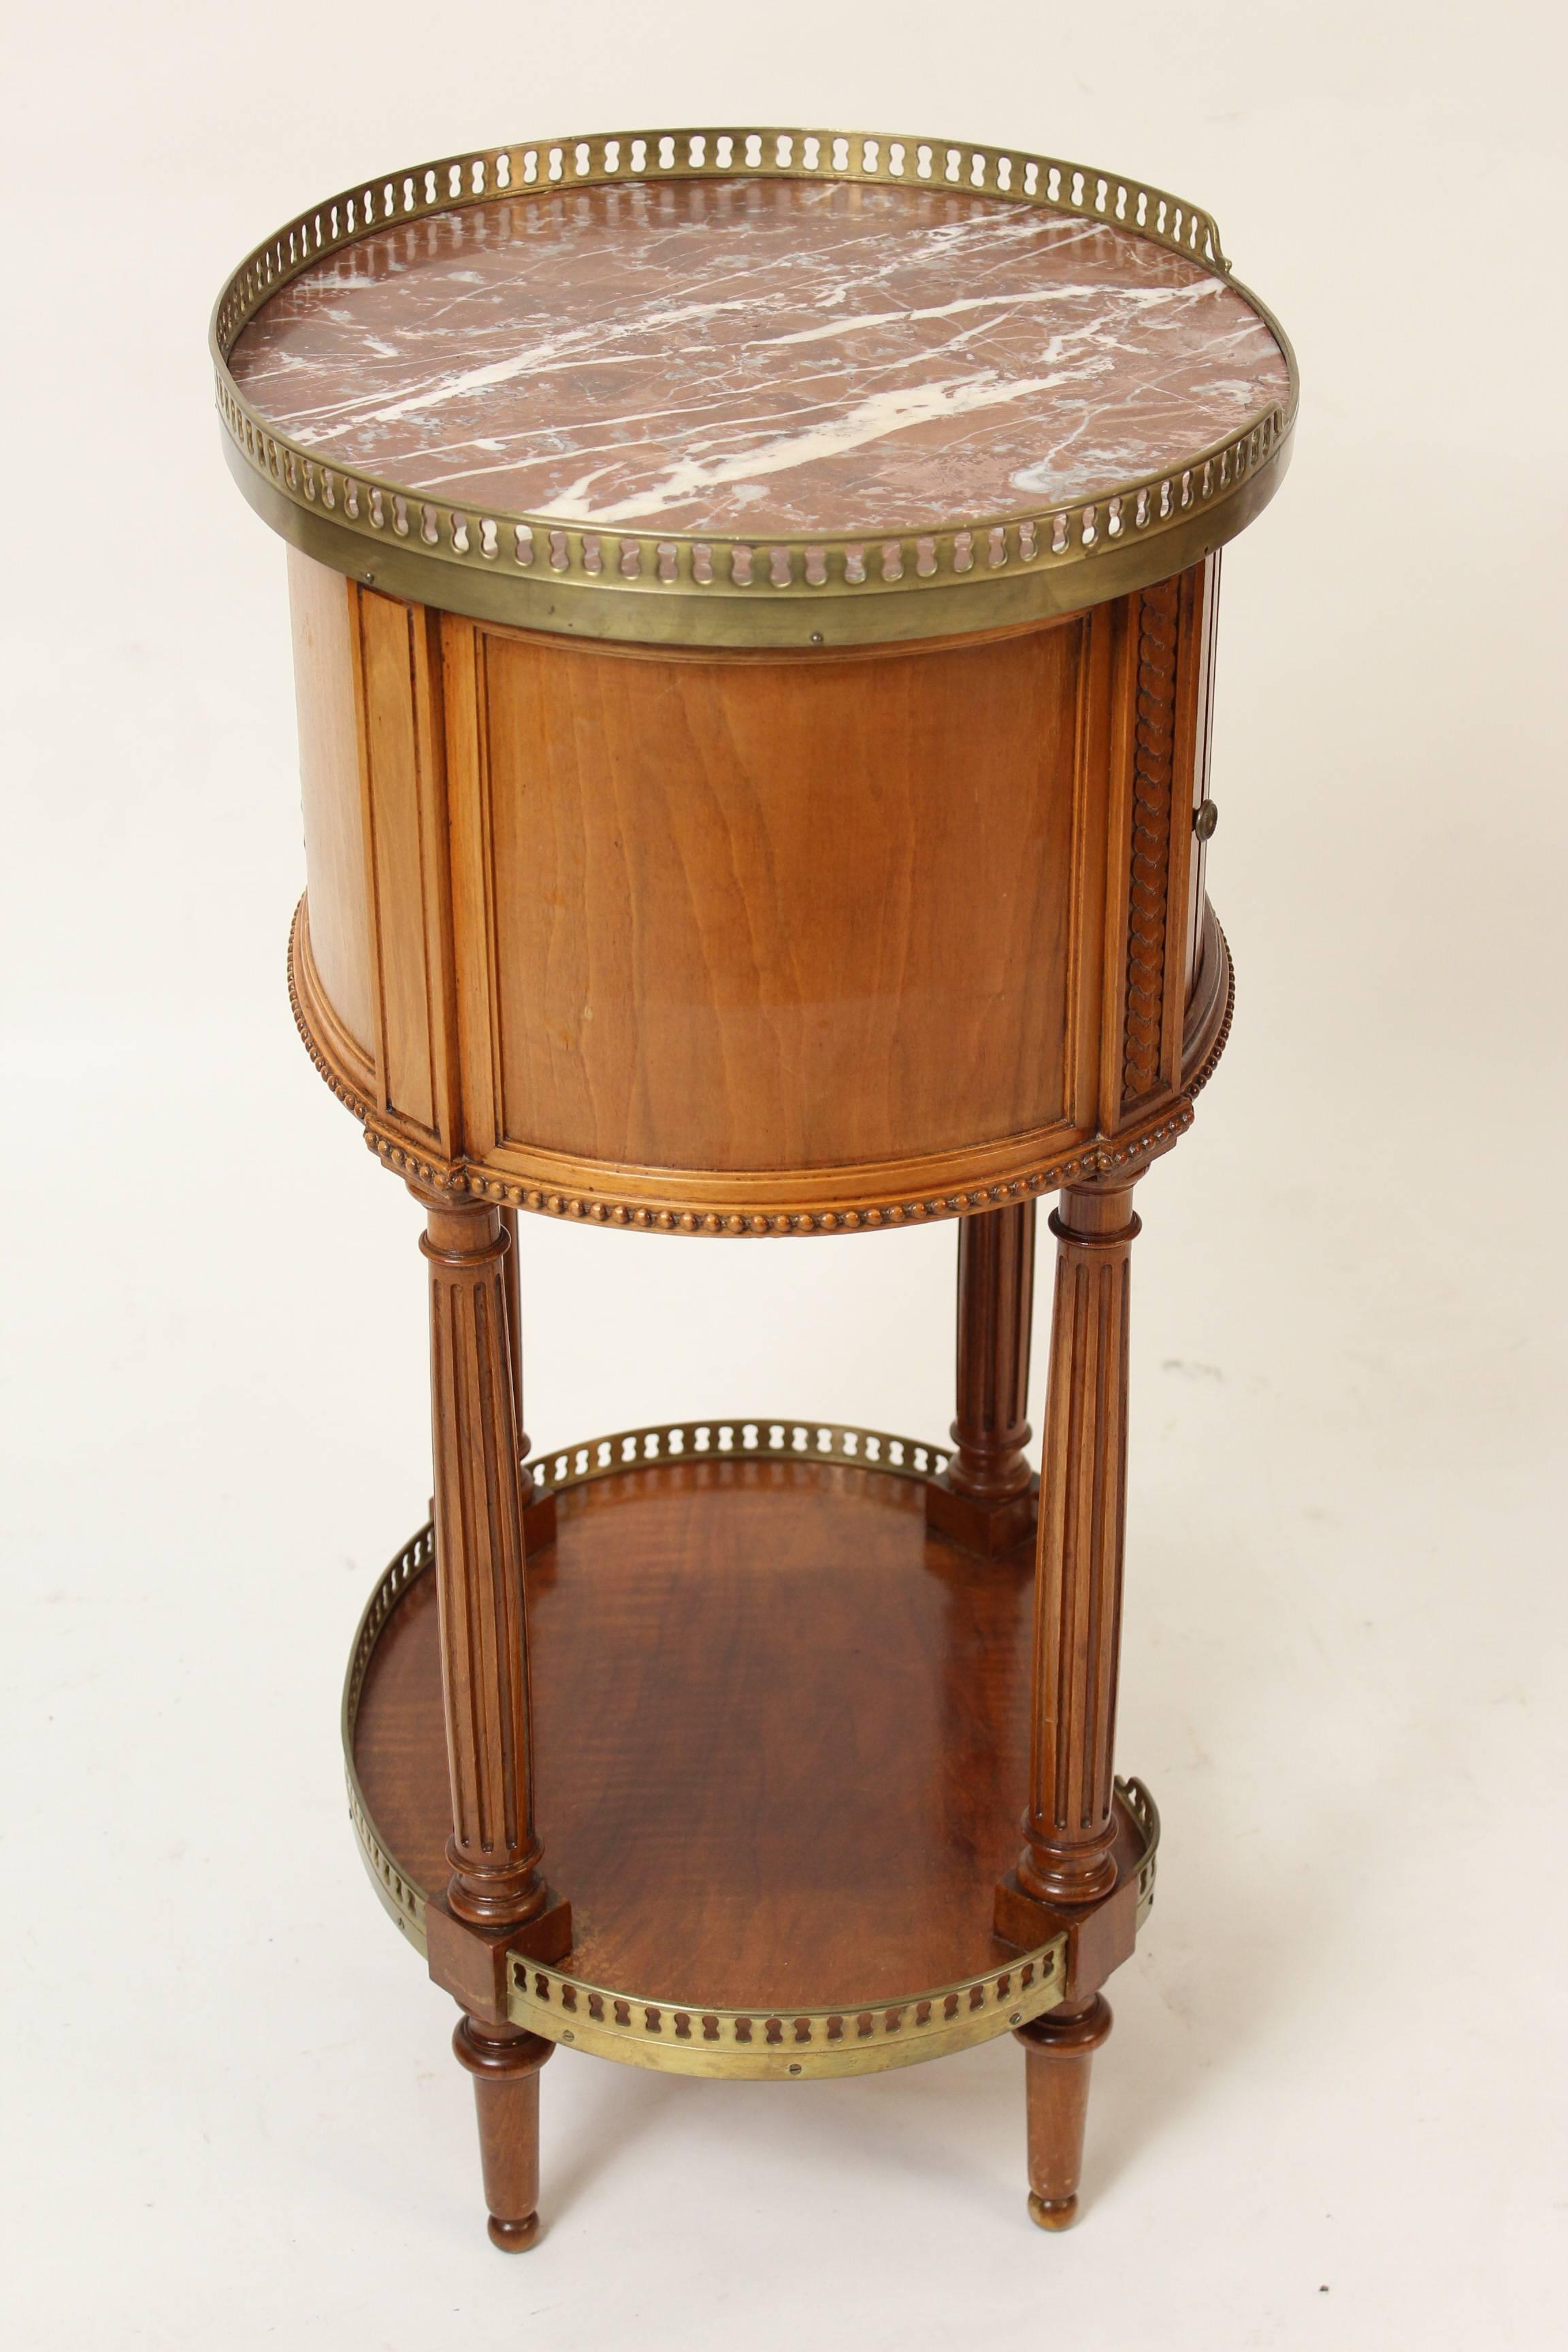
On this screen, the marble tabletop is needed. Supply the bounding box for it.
[229,177,1289,539]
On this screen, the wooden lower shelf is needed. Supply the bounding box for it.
[344,1419,1156,2078]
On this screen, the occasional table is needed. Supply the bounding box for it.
[212,126,1296,2247]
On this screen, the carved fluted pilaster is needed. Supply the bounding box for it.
[497,1204,554,1545]
[421,1196,547,1929]
[1122,578,1179,1105]
[1016,1184,1139,1905]
[498,1205,528,1460]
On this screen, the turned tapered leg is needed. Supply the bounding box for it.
[1015,1996,1113,2230]
[926,1198,1039,1555]
[1015,1183,1139,1906]
[453,2017,554,2251]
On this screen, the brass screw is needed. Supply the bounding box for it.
[787,2062,802,2075]
[561,2029,575,2043]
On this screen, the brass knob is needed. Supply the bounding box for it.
[1193,799,1219,841]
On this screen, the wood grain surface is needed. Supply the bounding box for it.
[471,616,1084,1169]
[353,1453,1142,2013]
[289,547,376,1060]
[284,549,1227,1229]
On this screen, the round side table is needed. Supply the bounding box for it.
[212,125,1296,2249]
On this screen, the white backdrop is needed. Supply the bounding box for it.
[3,5,1565,2345]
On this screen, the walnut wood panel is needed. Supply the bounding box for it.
[462,618,1086,1171]
[287,553,459,1147]
[285,557,1228,1226]
[354,590,456,1144]
[287,549,376,1063]
[353,1453,1145,2012]
[291,900,375,1112]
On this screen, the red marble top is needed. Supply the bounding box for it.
[229,177,1289,538]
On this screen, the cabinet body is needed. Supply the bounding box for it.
[288,548,1229,1229]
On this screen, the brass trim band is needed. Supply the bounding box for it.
[502,1943,1068,2082]
[213,127,1298,647]
[340,1448,1161,2080]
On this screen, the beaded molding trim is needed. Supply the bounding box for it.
[288,897,1219,1231]
[437,1118,1194,1234]
[1186,919,1236,1101]
[214,127,1296,640]
[340,1443,1160,2078]
[287,900,374,1124]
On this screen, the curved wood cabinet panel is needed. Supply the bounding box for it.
[471,624,1082,1169]
[287,548,1228,1231]
[289,551,376,1071]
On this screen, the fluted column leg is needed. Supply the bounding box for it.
[926,1199,1039,1556]
[423,1195,549,1931]
[499,1204,527,1464]
[1017,1182,1139,1904]
[416,1192,570,2249]
[994,1183,1139,2234]
[499,1204,555,1550]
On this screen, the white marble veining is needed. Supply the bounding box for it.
[230,178,1290,536]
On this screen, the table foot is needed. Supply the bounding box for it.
[1015,1994,1111,2232]
[1027,2191,1078,2232]
[452,2015,553,2252]
[487,2211,542,2253]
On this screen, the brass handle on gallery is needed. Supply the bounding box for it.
[1193,800,1219,841]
